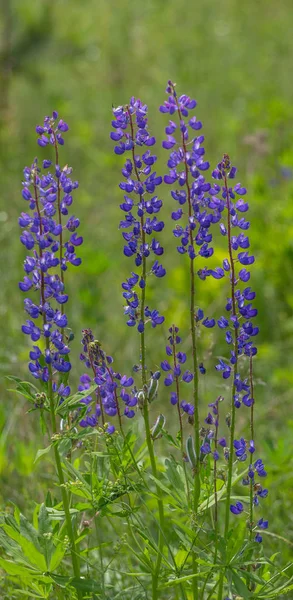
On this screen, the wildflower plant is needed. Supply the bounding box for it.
[2,85,293,600]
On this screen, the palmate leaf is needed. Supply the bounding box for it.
[0,506,64,574]
[0,558,48,580]
[1,522,47,571]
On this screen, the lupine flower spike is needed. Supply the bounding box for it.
[110,98,165,336]
[78,329,137,432]
[20,113,82,389]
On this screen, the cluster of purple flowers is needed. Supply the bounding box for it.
[204,155,259,407]
[161,326,195,419]
[110,98,165,332]
[19,113,82,382]
[160,81,217,263]
[201,397,228,461]
[230,437,268,541]
[17,86,269,565]
[78,329,138,431]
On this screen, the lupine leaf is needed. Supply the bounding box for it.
[231,570,252,598]
[56,384,99,412]
[49,542,66,571]
[0,558,40,578]
[34,445,52,464]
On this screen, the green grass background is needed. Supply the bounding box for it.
[1,0,293,568]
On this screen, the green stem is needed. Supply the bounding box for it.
[217,161,238,600]
[127,107,165,599]
[171,84,200,600]
[33,176,82,596]
[172,325,190,504]
[248,354,255,593]
[143,401,165,600]
[48,372,82,598]
[213,412,219,565]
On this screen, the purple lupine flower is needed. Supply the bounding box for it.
[161,326,195,426]
[211,155,259,399]
[36,111,69,147]
[79,329,137,430]
[111,99,165,332]
[19,115,82,384]
[160,81,215,264]
[230,502,244,515]
[235,442,269,534]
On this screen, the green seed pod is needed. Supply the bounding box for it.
[151,414,166,440]
[137,390,146,409]
[186,435,197,469]
[147,377,159,403]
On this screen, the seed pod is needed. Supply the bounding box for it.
[186,435,197,469]
[148,377,159,403]
[137,390,146,409]
[151,414,166,440]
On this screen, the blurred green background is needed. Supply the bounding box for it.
[1,0,293,568]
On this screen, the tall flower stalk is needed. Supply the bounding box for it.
[111,98,166,599]
[19,113,83,596]
[160,81,215,599]
[208,154,268,597]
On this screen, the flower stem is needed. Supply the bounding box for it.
[213,414,219,564]
[128,108,165,599]
[249,354,255,542]
[171,325,190,503]
[217,166,238,600]
[143,400,165,600]
[172,85,200,600]
[48,369,82,598]
[34,173,82,597]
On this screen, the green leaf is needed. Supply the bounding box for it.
[34,445,52,464]
[20,513,42,554]
[174,549,189,569]
[231,570,252,598]
[56,384,99,412]
[6,376,39,402]
[38,504,52,536]
[49,542,66,571]
[70,577,101,592]
[165,457,186,494]
[0,558,40,578]
[199,467,247,513]
[148,475,184,509]
[49,573,102,592]
[161,429,180,448]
